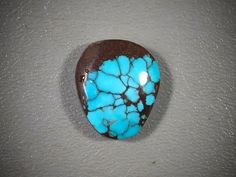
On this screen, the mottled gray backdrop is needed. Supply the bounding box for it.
[0,0,236,177]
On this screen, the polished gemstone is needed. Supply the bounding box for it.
[75,40,160,140]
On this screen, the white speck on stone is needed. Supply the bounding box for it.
[139,71,148,86]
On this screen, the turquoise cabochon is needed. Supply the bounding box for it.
[83,55,160,140]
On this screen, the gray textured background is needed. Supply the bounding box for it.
[0,0,236,177]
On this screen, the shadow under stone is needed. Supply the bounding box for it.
[60,44,173,142]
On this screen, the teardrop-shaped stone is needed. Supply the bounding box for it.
[75,40,160,140]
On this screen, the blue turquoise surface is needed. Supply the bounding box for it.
[84,55,160,139]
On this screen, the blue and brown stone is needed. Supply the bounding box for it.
[75,40,160,140]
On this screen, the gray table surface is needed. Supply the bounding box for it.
[0,0,236,177]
